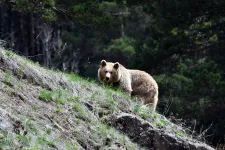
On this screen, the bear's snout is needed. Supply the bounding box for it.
[105,72,111,81]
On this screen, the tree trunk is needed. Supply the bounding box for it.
[38,24,53,67]
[0,4,62,70]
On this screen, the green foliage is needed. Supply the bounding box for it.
[156,57,224,103]
[8,0,120,26]
[105,36,135,55]
[203,21,212,28]
[100,1,127,17]
[13,0,56,22]
[155,57,225,145]
[72,1,119,28]
[41,9,57,22]
[209,34,218,42]
[171,28,178,36]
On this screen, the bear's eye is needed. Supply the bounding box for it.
[104,70,107,73]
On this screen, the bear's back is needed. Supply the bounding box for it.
[128,69,158,95]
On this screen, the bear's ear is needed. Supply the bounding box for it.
[113,62,119,69]
[100,60,107,67]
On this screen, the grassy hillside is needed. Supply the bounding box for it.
[0,47,214,150]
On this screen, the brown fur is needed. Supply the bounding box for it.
[98,60,159,111]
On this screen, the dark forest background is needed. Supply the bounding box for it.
[1,0,225,147]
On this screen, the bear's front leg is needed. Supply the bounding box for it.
[120,80,133,96]
[124,89,132,97]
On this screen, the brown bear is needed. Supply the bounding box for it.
[98,60,159,111]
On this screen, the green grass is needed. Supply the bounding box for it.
[67,73,84,82]
[39,89,52,102]
[72,101,87,120]
[5,50,16,57]
[37,136,56,148]
[33,106,39,111]
[4,71,13,87]
[133,104,154,119]
[39,88,69,104]
[23,148,39,150]
[177,131,184,137]
[65,141,78,150]
[3,49,41,68]
[56,106,62,113]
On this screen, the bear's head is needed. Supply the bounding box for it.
[98,60,121,84]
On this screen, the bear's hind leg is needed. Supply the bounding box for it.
[144,91,158,112]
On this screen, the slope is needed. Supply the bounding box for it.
[0,47,215,150]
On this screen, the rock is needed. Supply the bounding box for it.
[0,117,12,131]
[113,113,215,150]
